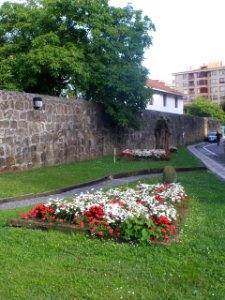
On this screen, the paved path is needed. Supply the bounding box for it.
[1,142,224,211]
[0,173,160,211]
[187,141,225,182]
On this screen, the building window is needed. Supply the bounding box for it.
[183,74,189,80]
[219,78,225,84]
[197,80,208,85]
[163,94,167,107]
[183,81,188,87]
[211,78,217,84]
[220,86,225,92]
[211,70,217,76]
[148,98,154,105]
[175,97,178,108]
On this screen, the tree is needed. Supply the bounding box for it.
[0,0,155,128]
[185,97,225,123]
[220,100,225,113]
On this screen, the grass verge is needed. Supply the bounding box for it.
[0,170,224,299]
[0,147,202,198]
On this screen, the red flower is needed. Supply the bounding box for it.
[98,231,103,236]
[26,203,55,220]
[90,226,97,234]
[85,206,104,220]
[79,222,85,229]
[20,214,28,220]
[155,194,164,202]
[108,228,114,235]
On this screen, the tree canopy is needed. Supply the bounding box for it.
[0,0,155,128]
[185,97,225,123]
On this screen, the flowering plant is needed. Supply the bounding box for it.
[20,182,188,243]
[119,149,170,160]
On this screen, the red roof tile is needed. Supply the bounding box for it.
[146,79,183,97]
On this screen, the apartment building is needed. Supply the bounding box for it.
[172,61,225,104]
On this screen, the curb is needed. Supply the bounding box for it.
[0,166,206,205]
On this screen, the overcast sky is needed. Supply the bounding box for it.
[109,0,225,82]
[1,0,224,83]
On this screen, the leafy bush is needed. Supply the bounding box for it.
[163,166,177,183]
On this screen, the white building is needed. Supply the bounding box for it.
[146,79,184,114]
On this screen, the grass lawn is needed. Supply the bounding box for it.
[0,147,202,198]
[0,171,224,299]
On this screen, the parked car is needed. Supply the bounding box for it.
[206,131,217,142]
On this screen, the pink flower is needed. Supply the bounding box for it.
[20,214,28,220]
[79,222,85,229]
[98,231,103,236]
[108,229,114,235]
[90,226,97,234]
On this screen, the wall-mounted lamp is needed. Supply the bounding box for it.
[33,97,43,109]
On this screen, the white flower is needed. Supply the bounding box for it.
[45,183,187,224]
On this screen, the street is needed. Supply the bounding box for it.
[195,141,225,167]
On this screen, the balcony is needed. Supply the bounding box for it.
[197,80,208,86]
[199,87,208,93]
[188,88,195,95]
[197,72,208,78]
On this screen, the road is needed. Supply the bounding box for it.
[195,141,225,167]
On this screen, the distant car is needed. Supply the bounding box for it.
[206,131,217,142]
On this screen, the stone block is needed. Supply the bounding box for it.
[0,158,6,168]
[10,120,17,129]
[0,120,9,128]
[15,101,24,110]
[6,156,16,167]
[20,111,27,120]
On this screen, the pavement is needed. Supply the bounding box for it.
[0,142,224,211]
[0,173,160,211]
[187,141,225,182]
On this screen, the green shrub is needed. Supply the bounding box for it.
[163,165,177,183]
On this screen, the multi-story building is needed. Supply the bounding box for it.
[172,61,225,104]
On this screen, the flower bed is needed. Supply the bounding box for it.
[20,182,188,243]
[119,149,170,160]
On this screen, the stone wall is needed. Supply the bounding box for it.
[0,90,220,172]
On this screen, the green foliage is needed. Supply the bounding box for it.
[0,172,225,299]
[163,165,177,183]
[220,100,225,112]
[0,0,155,128]
[186,97,225,123]
[122,215,158,243]
[0,147,202,198]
